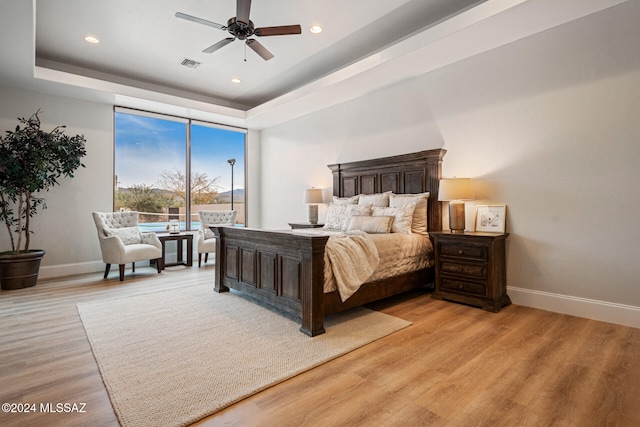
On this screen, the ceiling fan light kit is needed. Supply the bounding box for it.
[176,0,302,61]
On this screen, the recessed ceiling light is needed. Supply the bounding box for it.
[84,35,100,44]
[309,25,323,34]
[231,78,241,84]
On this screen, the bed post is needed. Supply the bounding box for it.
[213,228,229,293]
[299,237,328,336]
[426,149,446,232]
[332,164,341,197]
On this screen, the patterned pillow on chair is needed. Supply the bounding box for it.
[203,227,215,239]
[105,226,143,245]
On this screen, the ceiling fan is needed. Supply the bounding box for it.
[176,0,302,61]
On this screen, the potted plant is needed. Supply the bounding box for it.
[0,110,86,290]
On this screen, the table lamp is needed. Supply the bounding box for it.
[303,188,323,224]
[438,178,474,233]
[168,219,180,234]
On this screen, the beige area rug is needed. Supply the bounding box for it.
[77,283,411,427]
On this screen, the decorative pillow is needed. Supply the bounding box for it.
[358,191,392,207]
[390,192,429,235]
[332,195,359,205]
[347,215,393,234]
[205,223,233,239]
[372,203,416,235]
[105,226,143,245]
[323,203,372,231]
[323,204,346,230]
[203,226,215,239]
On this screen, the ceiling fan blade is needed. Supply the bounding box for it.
[255,25,302,37]
[237,0,252,25]
[203,38,235,53]
[175,12,226,31]
[246,39,274,61]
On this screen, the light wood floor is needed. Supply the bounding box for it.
[1,265,638,427]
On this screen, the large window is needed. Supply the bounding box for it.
[114,108,246,231]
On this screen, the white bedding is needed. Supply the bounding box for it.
[291,229,434,301]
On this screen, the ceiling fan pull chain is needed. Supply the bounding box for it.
[244,43,247,62]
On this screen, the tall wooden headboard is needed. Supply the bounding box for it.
[327,149,446,232]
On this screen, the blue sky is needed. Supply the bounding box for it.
[115,112,245,192]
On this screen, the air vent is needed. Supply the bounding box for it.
[180,58,201,69]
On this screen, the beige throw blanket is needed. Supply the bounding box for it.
[324,231,379,301]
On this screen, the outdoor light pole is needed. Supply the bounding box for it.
[227,158,236,210]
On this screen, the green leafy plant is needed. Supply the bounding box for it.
[0,110,86,253]
[115,184,177,223]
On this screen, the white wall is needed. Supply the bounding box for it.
[246,129,262,228]
[0,86,114,277]
[258,2,640,325]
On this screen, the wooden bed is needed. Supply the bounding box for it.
[212,149,446,336]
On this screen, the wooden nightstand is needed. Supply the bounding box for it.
[431,231,510,312]
[288,222,324,229]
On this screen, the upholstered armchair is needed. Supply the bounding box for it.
[92,211,163,281]
[197,210,237,267]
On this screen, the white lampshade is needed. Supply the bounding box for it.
[303,188,324,204]
[303,188,323,225]
[438,178,474,201]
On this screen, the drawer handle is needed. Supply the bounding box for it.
[459,284,463,289]
[458,249,463,255]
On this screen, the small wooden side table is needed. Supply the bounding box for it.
[156,232,193,269]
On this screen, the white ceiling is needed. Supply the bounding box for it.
[35,0,484,109]
[0,0,630,129]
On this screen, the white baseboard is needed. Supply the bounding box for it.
[508,286,640,329]
[39,261,104,279]
[38,260,158,280]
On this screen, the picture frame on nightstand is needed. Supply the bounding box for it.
[475,205,507,233]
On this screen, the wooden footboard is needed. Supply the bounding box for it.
[212,226,329,336]
[212,226,434,336]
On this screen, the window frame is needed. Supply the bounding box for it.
[113,106,248,231]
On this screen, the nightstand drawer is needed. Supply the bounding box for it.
[441,278,486,297]
[440,261,487,278]
[439,243,487,261]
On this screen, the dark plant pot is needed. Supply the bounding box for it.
[0,250,46,290]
